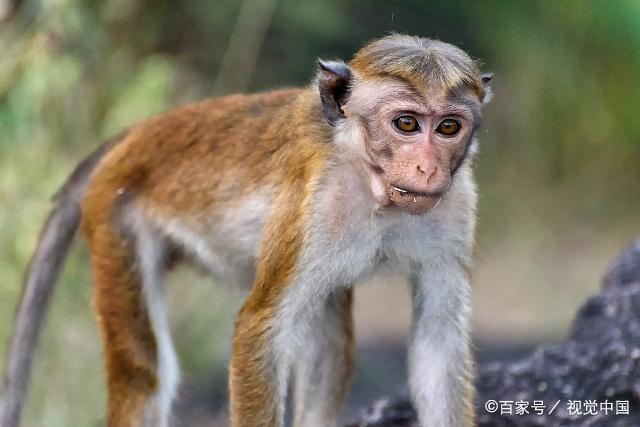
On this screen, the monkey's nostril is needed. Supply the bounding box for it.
[427,167,439,184]
[417,164,426,174]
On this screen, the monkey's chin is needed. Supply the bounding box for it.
[388,188,441,215]
[368,173,440,214]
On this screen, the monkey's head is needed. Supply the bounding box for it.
[318,35,493,215]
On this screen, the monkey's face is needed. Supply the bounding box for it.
[345,81,482,215]
[317,39,491,215]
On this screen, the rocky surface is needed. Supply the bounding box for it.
[347,239,640,427]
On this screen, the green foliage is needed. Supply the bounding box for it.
[1,0,639,425]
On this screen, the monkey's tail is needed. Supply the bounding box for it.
[0,139,117,427]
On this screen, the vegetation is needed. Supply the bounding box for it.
[1,1,639,425]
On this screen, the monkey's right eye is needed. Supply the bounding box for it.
[393,115,420,133]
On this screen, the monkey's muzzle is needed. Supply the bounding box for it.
[389,185,442,214]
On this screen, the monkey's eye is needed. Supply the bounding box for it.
[436,119,461,136]
[393,115,420,133]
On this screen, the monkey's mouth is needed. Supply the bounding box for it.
[388,185,444,213]
[391,186,442,199]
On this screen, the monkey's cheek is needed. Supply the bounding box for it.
[370,173,392,207]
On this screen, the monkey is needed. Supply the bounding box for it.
[0,34,492,427]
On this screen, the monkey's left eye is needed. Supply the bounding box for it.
[393,115,420,133]
[436,119,461,136]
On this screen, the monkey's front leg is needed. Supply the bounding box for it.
[229,206,313,427]
[229,283,352,427]
[292,288,355,427]
[408,260,475,427]
[229,293,289,427]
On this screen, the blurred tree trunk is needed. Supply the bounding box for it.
[213,0,277,95]
[0,0,24,23]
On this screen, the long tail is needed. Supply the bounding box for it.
[0,137,120,427]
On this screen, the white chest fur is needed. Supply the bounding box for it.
[296,160,477,295]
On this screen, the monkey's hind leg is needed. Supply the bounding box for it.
[88,217,179,427]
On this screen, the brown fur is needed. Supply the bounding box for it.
[88,221,158,426]
[350,34,485,100]
[331,288,355,416]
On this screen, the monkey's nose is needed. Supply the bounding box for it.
[417,164,438,182]
[417,163,438,177]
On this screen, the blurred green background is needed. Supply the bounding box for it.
[1,0,639,425]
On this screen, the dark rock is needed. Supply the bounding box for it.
[347,239,640,427]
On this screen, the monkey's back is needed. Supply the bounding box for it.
[81,87,329,230]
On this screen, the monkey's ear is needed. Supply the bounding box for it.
[318,59,352,126]
[480,72,494,85]
[480,72,494,104]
